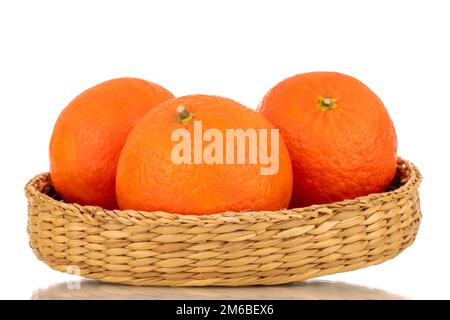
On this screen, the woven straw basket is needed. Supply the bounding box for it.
[26,158,421,286]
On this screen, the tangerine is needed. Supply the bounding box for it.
[258,72,397,207]
[50,77,174,209]
[116,94,293,215]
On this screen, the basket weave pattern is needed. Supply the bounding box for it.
[26,158,421,286]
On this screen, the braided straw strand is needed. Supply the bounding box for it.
[25,158,421,286]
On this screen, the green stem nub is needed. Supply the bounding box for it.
[176,105,194,124]
[318,96,337,111]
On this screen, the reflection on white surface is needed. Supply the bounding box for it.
[32,280,405,300]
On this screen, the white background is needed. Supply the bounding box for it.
[0,0,449,299]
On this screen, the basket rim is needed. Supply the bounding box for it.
[25,157,421,223]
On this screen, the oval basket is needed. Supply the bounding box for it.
[25,158,422,286]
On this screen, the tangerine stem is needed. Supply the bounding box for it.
[176,105,194,124]
[318,96,337,111]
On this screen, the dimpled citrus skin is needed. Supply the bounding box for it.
[50,77,174,209]
[116,94,293,215]
[258,72,397,208]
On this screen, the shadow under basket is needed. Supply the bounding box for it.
[25,158,422,286]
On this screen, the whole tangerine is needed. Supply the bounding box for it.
[116,94,293,215]
[50,77,174,209]
[258,72,397,208]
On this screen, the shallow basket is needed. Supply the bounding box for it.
[25,158,421,286]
